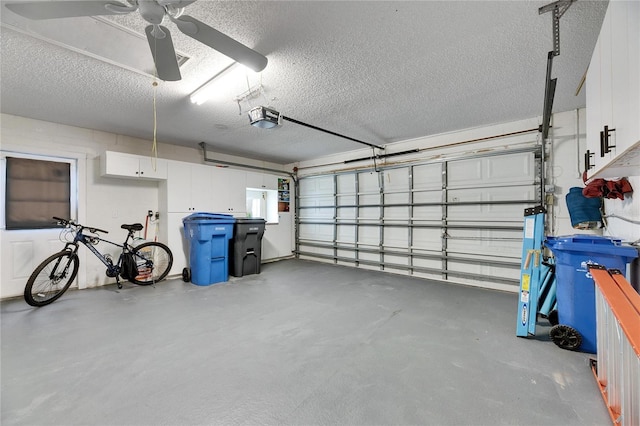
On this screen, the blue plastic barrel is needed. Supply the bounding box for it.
[182,213,236,285]
[546,235,638,353]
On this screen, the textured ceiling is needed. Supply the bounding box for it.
[0,0,608,164]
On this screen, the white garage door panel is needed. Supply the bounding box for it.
[336,174,355,193]
[446,230,521,257]
[299,224,333,241]
[299,210,331,220]
[358,207,380,220]
[448,262,520,281]
[359,252,380,263]
[412,206,441,221]
[359,193,379,204]
[384,207,410,220]
[384,254,409,267]
[337,225,356,242]
[448,186,535,220]
[412,189,441,204]
[337,194,356,205]
[302,246,333,257]
[485,153,534,183]
[448,185,535,203]
[358,172,380,191]
[299,196,334,210]
[384,227,408,248]
[337,249,356,259]
[383,168,410,191]
[412,228,441,251]
[300,176,334,195]
[448,152,534,188]
[384,192,409,204]
[337,207,357,219]
[358,226,380,246]
[412,164,443,190]
[412,257,442,270]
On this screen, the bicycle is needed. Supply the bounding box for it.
[24,217,173,307]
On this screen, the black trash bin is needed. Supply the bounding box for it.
[230,218,266,277]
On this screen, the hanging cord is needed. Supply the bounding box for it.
[150,31,159,171]
[152,80,158,171]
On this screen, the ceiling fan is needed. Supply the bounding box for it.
[5,0,268,81]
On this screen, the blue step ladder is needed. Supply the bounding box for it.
[516,206,549,337]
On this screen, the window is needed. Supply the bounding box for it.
[246,189,278,223]
[4,156,72,230]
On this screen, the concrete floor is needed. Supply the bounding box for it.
[2,259,610,425]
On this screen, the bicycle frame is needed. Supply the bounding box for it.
[63,227,137,277]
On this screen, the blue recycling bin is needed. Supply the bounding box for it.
[182,213,236,286]
[545,235,638,353]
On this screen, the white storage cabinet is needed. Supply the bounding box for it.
[586,0,640,178]
[101,151,167,180]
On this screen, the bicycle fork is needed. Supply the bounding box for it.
[52,243,79,282]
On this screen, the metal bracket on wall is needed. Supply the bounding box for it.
[539,0,576,56]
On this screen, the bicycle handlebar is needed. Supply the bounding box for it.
[53,217,108,234]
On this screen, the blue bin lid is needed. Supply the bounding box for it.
[182,212,236,224]
[545,234,638,259]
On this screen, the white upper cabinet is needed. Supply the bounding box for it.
[211,167,247,215]
[101,151,167,180]
[246,171,278,190]
[165,161,213,213]
[586,0,640,178]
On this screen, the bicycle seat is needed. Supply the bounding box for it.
[121,223,144,232]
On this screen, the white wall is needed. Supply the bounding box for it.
[0,113,290,299]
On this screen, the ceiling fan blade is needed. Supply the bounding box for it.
[145,25,182,81]
[5,1,130,20]
[173,15,268,72]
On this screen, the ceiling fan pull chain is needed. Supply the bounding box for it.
[151,36,159,172]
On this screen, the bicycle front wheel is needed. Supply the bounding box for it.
[24,251,79,307]
[130,242,173,285]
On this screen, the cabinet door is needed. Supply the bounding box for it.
[102,152,139,178]
[610,1,629,157]
[166,212,189,276]
[628,0,640,148]
[587,0,640,178]
[586,35,602,175]
[247,171,279,190]
[613,0,640,152]
[226,168,247,214]
[246,171,264,189]
[190,166,214,212]
[139,156,167,180]
[262,174,278,190]
[166,162,192,212]
[211,167,246,214]
[262,213,293,260]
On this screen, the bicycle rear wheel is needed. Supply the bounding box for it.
[130,242,173,285]
[24,251,79,307]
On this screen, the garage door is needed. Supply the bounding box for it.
[296,146,543,291]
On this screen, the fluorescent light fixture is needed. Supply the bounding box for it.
[248,106,281,129]
[190,62,258,105]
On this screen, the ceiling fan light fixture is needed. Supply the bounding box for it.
[248,106,281,129]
